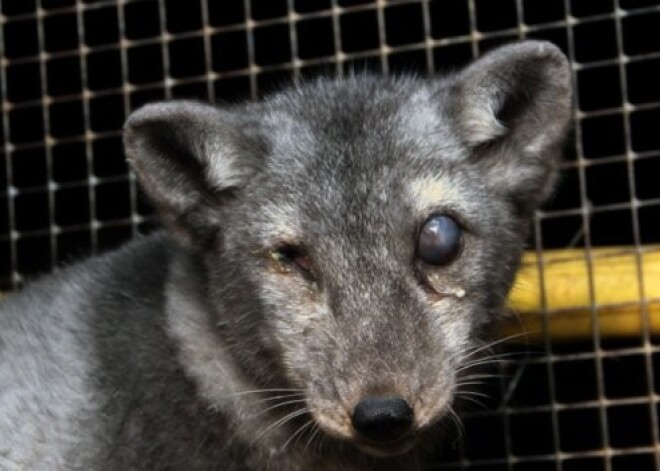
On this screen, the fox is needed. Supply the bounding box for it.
[0,41,572,470]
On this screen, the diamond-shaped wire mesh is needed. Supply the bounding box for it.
[1,0,659,469]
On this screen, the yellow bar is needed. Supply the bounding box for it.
[504,247,660,341]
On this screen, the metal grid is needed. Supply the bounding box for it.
[1,0,659,469]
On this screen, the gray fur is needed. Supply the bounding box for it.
[0,41,571,470]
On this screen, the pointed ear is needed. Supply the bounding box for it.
[124,101,263,248]
[449,40,573,213]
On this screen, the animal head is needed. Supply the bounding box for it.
[125,41,571,457]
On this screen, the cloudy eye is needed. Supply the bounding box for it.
[417,215,462,265]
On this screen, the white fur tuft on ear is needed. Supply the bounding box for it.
[448,40,573,213]
[451,40,572,150]
[202,140,249,192]
[459,95,508,146]
[124,101,263,248]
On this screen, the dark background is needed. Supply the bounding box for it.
[1,0,659,469]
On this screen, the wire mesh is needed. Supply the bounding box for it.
[1,0,659,469]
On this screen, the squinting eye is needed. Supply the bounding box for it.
[417,215,462,265]
[271,245,315,280]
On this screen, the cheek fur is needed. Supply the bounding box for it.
[256,272,334,373]
[419,289,475,363]
[259,272,325,325]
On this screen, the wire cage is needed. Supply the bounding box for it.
[1,0,659,469]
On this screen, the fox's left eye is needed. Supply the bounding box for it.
[417,215,462,265]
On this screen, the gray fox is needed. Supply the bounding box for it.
[0,41,571,470]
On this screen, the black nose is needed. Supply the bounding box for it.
[351,396,414,442]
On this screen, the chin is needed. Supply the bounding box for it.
[354,436,419,458]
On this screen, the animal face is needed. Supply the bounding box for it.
[125,41,571,456]
[214,96,527,455]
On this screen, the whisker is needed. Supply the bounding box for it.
[459,350,531,367]
[455,362,496,375]
[316,430,328,457]
[248,398,310,422]
[445,405,465,443]
[224,388,305,399]
[453,381,485,388]
[466,350,530,361]
[304,423,322,456]
[459,332,531,361]
[454,394,487,409]
[244,393,307,408]
[457,373,504,380]
[454,389,490,399]
[251,408,311,446]
[281,417,315,452]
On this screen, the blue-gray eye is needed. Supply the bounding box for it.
[418,215,462,265]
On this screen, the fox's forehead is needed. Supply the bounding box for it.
[240,79,487,247]
[261,83,466,186]
[244,173,478,258]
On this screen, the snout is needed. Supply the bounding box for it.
[310,386,451,457]
[351,396,414,444]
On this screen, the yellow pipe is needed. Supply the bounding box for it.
[504,246,660,341]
